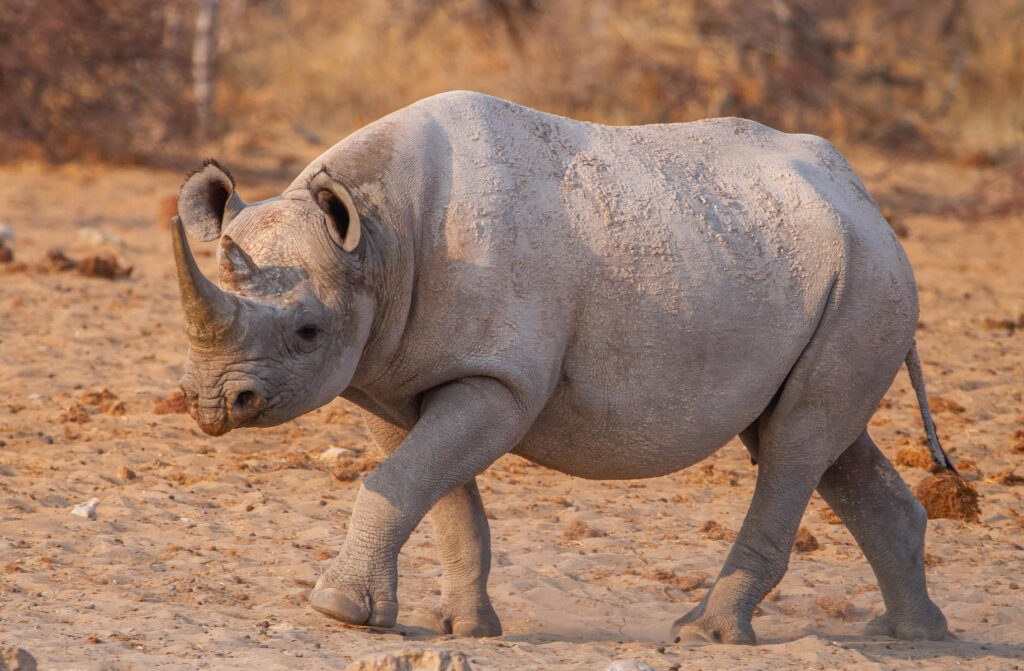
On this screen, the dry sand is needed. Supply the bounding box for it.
[0,155,1021,670]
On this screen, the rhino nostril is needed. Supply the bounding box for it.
[231,389,260,420]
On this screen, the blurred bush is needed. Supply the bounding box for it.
[0,0,194,162]
[1,0,1021,163]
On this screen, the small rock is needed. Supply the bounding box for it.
[0,225,14,242]
[26,393,44,401]
[606,661,655,671]
[119,466,137,481]
[319,446,358,461]
[0,646,37,671]
[345,647,473,671]
[77,226,124,246]
[70,498,99,520]
[0,243,12,264]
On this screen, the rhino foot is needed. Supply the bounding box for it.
[864,605,950,641]
[310,586,398,628]
[406,602,502,637]
[670,606,756,645]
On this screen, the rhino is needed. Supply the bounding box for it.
[172,91,953,644]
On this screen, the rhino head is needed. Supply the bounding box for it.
[172,160,373,436]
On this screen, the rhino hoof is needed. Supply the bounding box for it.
[670,612,756,646]
[311,587,398,628]
[310,588,370,624]
[864,608,950,641]
[407,606,503,637]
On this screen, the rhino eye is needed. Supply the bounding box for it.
[296,324,320,341]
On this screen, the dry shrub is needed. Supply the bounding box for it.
[646,568,706,592]
[154,390,189,415]
[0,0,194,161]
[894,445,936,471]
[793,527,821,553]
[698,520,736,541]
[561,520,605,542]
[816,595,856,621]
[913,471,980,522]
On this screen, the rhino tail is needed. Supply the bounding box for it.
[904,343,957,474]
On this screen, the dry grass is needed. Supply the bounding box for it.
[3,1,1024,163]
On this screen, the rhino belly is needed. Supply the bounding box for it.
[511,371,768,480]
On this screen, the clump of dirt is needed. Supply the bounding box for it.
[0,241,13,263]
[980,314,1024,335]
[80,388,125,415]
[78,254,132,279]
[645,569,706,592]
[1012,429,1024,454]
[987,468,1024,486]
[322,457,376,482]
[43,248,132,279]
[561,520,605,542]
[914,471,981,522]
[819,506,843,524]
[62,402,90,423]
[698,520,736,541]
[793,527,821,553]
[46,248,76,272]
[816,595,856,620]
[153,391,188,415]
[929,396,966,414]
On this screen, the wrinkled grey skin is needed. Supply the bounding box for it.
[173,91,951,644]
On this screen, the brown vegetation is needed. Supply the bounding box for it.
[2,1,1023,165]
[913,472,981,522]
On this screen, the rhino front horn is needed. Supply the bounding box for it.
[171,216,242,348]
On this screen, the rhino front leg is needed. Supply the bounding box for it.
[406,479,502,636]
[311,377,529,629]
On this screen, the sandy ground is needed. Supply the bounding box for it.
[0,153,1022,670]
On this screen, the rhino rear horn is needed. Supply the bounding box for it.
[171,215,242,347]
[178,159,247,242]
[218,235,262,291]
[309,169,361,252]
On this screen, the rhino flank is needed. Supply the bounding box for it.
[172,91,952,644]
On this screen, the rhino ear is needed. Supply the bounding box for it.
[178,159,247,242]
[309,169,361,253]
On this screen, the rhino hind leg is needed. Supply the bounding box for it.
[671,421,829,645]
[407,479,502,637]
[816,430,949,640]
